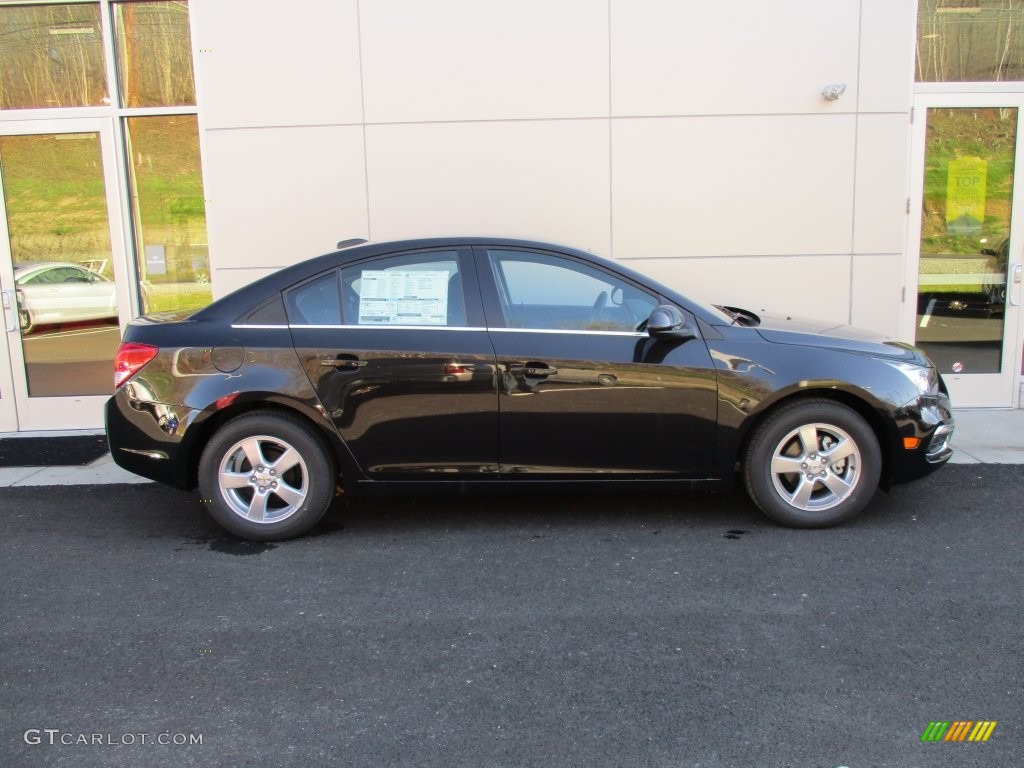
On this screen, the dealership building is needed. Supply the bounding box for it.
[1,0,1023,433]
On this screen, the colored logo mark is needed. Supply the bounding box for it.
[921,721,997,742]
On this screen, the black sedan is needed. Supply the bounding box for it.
[106,238,955,540]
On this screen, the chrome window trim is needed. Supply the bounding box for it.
[232,323,646,338]
[288,324,487,332]
[488,327,647,338]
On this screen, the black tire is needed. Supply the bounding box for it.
[198,411,337,541]
[743,399,881,528]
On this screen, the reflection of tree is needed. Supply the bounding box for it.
[0,4,106,108]
[917,1,1024,82]
[0,1,194,110]
[116,1,195,107]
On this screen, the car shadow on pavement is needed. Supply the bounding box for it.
[0,477,919,548]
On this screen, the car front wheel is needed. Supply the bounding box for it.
[198,411,337,540]
[743,399,881,528]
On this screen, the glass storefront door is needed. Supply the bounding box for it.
[909,96,1024,407]
[0,119,130,431]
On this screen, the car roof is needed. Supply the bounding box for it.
[190,237,725,325]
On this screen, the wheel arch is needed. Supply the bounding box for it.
[735,388,898,488]
[179,395,353,491]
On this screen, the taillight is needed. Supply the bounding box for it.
[113,342,158,389]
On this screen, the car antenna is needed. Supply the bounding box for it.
[336,238,369,249]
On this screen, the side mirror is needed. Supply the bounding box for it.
[647,304,696,340]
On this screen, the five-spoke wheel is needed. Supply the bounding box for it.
[198,411,336,540]
[744,400,880,527]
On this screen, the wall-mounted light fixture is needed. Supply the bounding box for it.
[822,83,847,101]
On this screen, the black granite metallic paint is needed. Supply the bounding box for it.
[105,238,954,494]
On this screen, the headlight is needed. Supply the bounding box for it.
[887,361,938,395]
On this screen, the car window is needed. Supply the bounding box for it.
[23,266,89,285]
[285,271,342,325]
[339,251,465,327]
[487,249,657,332]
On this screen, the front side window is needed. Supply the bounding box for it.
[487,249,657,332]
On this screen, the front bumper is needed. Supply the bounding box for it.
[888,393,955,484]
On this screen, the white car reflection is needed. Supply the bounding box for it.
[14,261,118,334]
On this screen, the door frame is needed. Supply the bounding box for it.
[905,93,1024,408]
[0,117,132,432]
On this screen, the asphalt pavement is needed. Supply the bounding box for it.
[1,463,1021,768]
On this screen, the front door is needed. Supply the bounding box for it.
[908,96,1024,407]
[0,120,131,431]
[478,247,718,477]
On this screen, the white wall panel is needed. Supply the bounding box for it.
[365,120,610,253]
[854,114,910,255]
[858,0,915,114]
[626,255,852,325]
[360,0,608,123]
[192,0,363,129]
[211,268,282,300]
[851,253,905,336]
[611,0,860,117]
[612,116,856,259]
[203,126,368,279]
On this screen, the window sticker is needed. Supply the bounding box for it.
[358,270,450,325]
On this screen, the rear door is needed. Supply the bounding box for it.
[287,247,499,479]
[477,246,718,478]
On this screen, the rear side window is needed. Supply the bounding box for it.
[285,271,341,325]
[339,251,465,327]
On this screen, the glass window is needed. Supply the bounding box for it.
[487,249,657,332]
[0,3,108,109]
[915,107,1015,374]
[125,114,211,314]
[113,0,196,107]
[917,1,1024,82]
[340,252,464,327]
[286,272,341,326]
[1,132,120,397]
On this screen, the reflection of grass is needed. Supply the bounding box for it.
[1,125,212,316]
[143,283,212,314]
[922,109,1016,256]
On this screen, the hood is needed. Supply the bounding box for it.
[751,312,929,366]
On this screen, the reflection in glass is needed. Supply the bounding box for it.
[125,115,211,314]
[916,108,1014,375]
[0,133,119,396]
[917,1,1024,82]
[0,3,108,109]
[113,0,196,107]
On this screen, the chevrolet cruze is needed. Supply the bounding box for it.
[106,238,955,540]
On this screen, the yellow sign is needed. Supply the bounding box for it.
[946,156,987,233]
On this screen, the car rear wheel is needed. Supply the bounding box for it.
[198,411,336,540]
[743,399,881,528]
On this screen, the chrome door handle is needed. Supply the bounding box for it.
[509,363,558,377]
[1,289,16,333]
[319,355,367,370]
[1010,263,1023,307]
